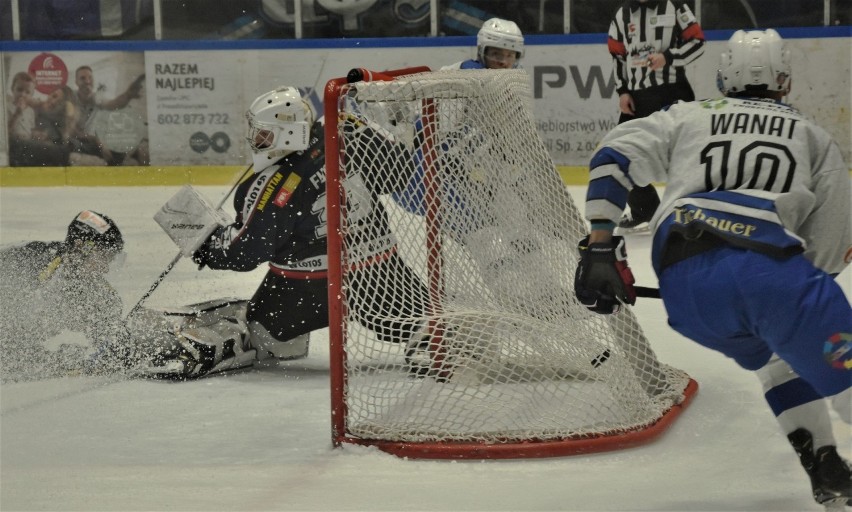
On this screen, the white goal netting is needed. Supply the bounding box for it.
[326,68,695,458]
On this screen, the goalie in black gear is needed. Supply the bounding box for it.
[141,86,433,380]
[0,210,133,382]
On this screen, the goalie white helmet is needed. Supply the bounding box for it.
[246,86,314,171]
[717,29,791,96]
[477,18,524,65]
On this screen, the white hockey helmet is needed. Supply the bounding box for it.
[717,29,791,96]
[477,18,524,64]
[246,86,313,171]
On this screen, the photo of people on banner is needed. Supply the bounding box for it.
[4,51,148,167]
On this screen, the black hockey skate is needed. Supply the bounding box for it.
[404,336,435,378]
[788,428,852,507]
[614,210,651,234]
[405,327,482,383]
[616,185,659,235]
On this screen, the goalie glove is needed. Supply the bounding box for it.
[191,244,210,270]
[153,185,230,258]
[574,235,636,314]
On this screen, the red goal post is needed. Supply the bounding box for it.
[323,66,697,459]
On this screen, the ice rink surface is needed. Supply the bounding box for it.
[1,185,849,512]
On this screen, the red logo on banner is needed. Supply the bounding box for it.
[28,53,68,95]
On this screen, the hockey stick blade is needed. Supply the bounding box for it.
[635,286,661,299]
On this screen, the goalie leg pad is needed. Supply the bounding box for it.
[139,300,255,379]
[249,320,309,361]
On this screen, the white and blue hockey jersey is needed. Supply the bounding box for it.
[586,96,851,276]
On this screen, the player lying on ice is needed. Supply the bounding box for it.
[0,210,132,382]
[574,29,851,509]
[138,85,435,379]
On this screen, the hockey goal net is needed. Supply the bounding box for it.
[323,67,697,459]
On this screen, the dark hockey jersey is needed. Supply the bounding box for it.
[0,241,125,380]
[200,117,412,276]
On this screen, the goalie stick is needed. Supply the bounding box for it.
[124,164,254,322]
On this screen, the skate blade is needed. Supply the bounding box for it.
[137,360,190,377]
[822,497,850,511]
[614,223,651,235]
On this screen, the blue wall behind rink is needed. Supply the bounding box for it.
[1,26,849,185]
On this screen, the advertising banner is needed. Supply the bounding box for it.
[145,51,254,166]
[143,46,475,166]
[524,37,850,166]
[2,35,849,169]
[2,51,147,167]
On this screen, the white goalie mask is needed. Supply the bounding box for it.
[476,18,524,66]
[246,86,314,171]
[717,29,791,96]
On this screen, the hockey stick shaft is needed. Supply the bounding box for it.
[125,164,254,320]
[635,286,661,299]
[125,252,182,321]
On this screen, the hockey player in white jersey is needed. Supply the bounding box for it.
[575,29,851,508]
[441,17,524,71]
[393,17,526,218]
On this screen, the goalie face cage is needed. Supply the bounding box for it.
[324,67,697,460]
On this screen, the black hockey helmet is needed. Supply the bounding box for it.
[65,210,124,254]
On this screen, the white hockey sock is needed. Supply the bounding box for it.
[827,387,852,426]
[757,355,837,449]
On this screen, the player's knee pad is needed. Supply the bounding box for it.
[248,320,309,360]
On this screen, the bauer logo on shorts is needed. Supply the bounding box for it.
[273,173,302,208]
[823,332,852,370]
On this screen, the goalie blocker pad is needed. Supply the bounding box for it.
[154,185,231,257]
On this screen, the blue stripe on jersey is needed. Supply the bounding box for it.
[587,176,629,213]
[589,146,631,175]
[688,190,777,211]
[459,60,484,69]
[764,377,824,417]
[587,147,633,211]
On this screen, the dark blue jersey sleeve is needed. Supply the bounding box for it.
[199,123,328,272]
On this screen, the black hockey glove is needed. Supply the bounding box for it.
[574,235,636,314]
[191,246,210,270]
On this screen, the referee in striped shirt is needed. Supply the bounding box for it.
[607,0,705,232]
